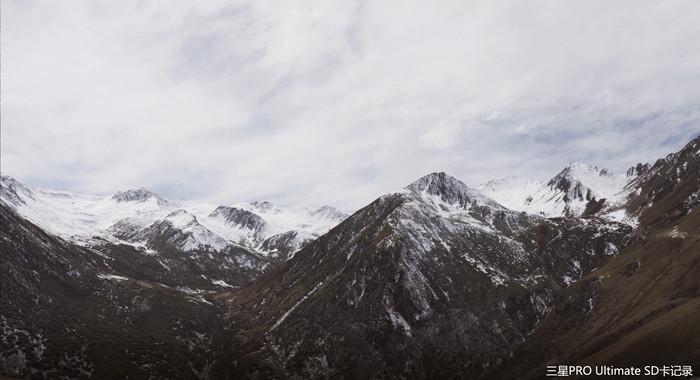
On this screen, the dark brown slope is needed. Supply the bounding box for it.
[0,204,226,379]
[626,135,700,230]
[485,136,700,379]
[212,174,633,379]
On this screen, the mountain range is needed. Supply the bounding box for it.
[1,135,698,379]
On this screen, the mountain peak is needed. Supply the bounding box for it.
[626,163,651,178]
[478,175,537,192]
[548,164,601,204]
[1,174,18,185]
[163,209,199,228]
[307,205,348,220]
[0,175,32,206]
[112,187,167,204]
[249,200,277,213]
[210,206,267,231]
[544,162,630,213]
[405,172,488,208]
[406,172,461,194]
[556,162,612,179]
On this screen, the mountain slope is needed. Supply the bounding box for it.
[485,135,700,379]
[0,203,228,378]
[0,177,348,377]
[214,172,633,379]
[624,136,700,230]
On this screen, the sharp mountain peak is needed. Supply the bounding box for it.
[553,161,614,180]
[406,171,476,197]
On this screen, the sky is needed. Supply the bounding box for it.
[2,0,699,211]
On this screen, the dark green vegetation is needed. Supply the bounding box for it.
[1,136,698,379]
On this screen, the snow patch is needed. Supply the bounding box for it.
[384,301,412,336]
[211,279,234,288]
[605,242,618,255]
[98,274,129,281]
[665,226,688,239]
[270,282,324,332]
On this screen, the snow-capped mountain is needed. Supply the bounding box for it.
[2,135,698,379]
[220,172,633,378]
[490,136,700,379]
[0,176,348,258]
[479,162,632,220]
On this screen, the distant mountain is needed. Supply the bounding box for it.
[0,178,348,379]
[479,162,631,219]
[0,177,348,260]
[112,187,170,205]
[1,135,698,379]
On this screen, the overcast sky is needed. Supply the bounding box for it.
[2,1,699,211]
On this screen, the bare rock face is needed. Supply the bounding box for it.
[626,162,651,178]
[112,187,170,206]
[210,206,268,232]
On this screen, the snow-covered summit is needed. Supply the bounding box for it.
[1,175,33,206]
[405,172,503,210]
[210,206,267,231]
[163,209,199,228]
[112,187,168,205]
[548,162,628,202]
[139,209,231,252]
[248,201,277,213]
[0,176,347,257]
[478,175,545,208]
[359,172,541,274]
[479,163,632,220]
[308,205,348,221]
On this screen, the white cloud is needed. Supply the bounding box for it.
[2,0,699,211]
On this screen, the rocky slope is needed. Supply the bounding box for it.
[0,203,227,378]
[484,135,700,379]
[214,172,633,378]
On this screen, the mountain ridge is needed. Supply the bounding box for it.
[214,169,636,378]
[1,135,698,379]
[479,161,636,221]
[483,135,700,379]
[0,176,348,259]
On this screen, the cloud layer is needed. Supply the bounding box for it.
[3,0,699,210]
